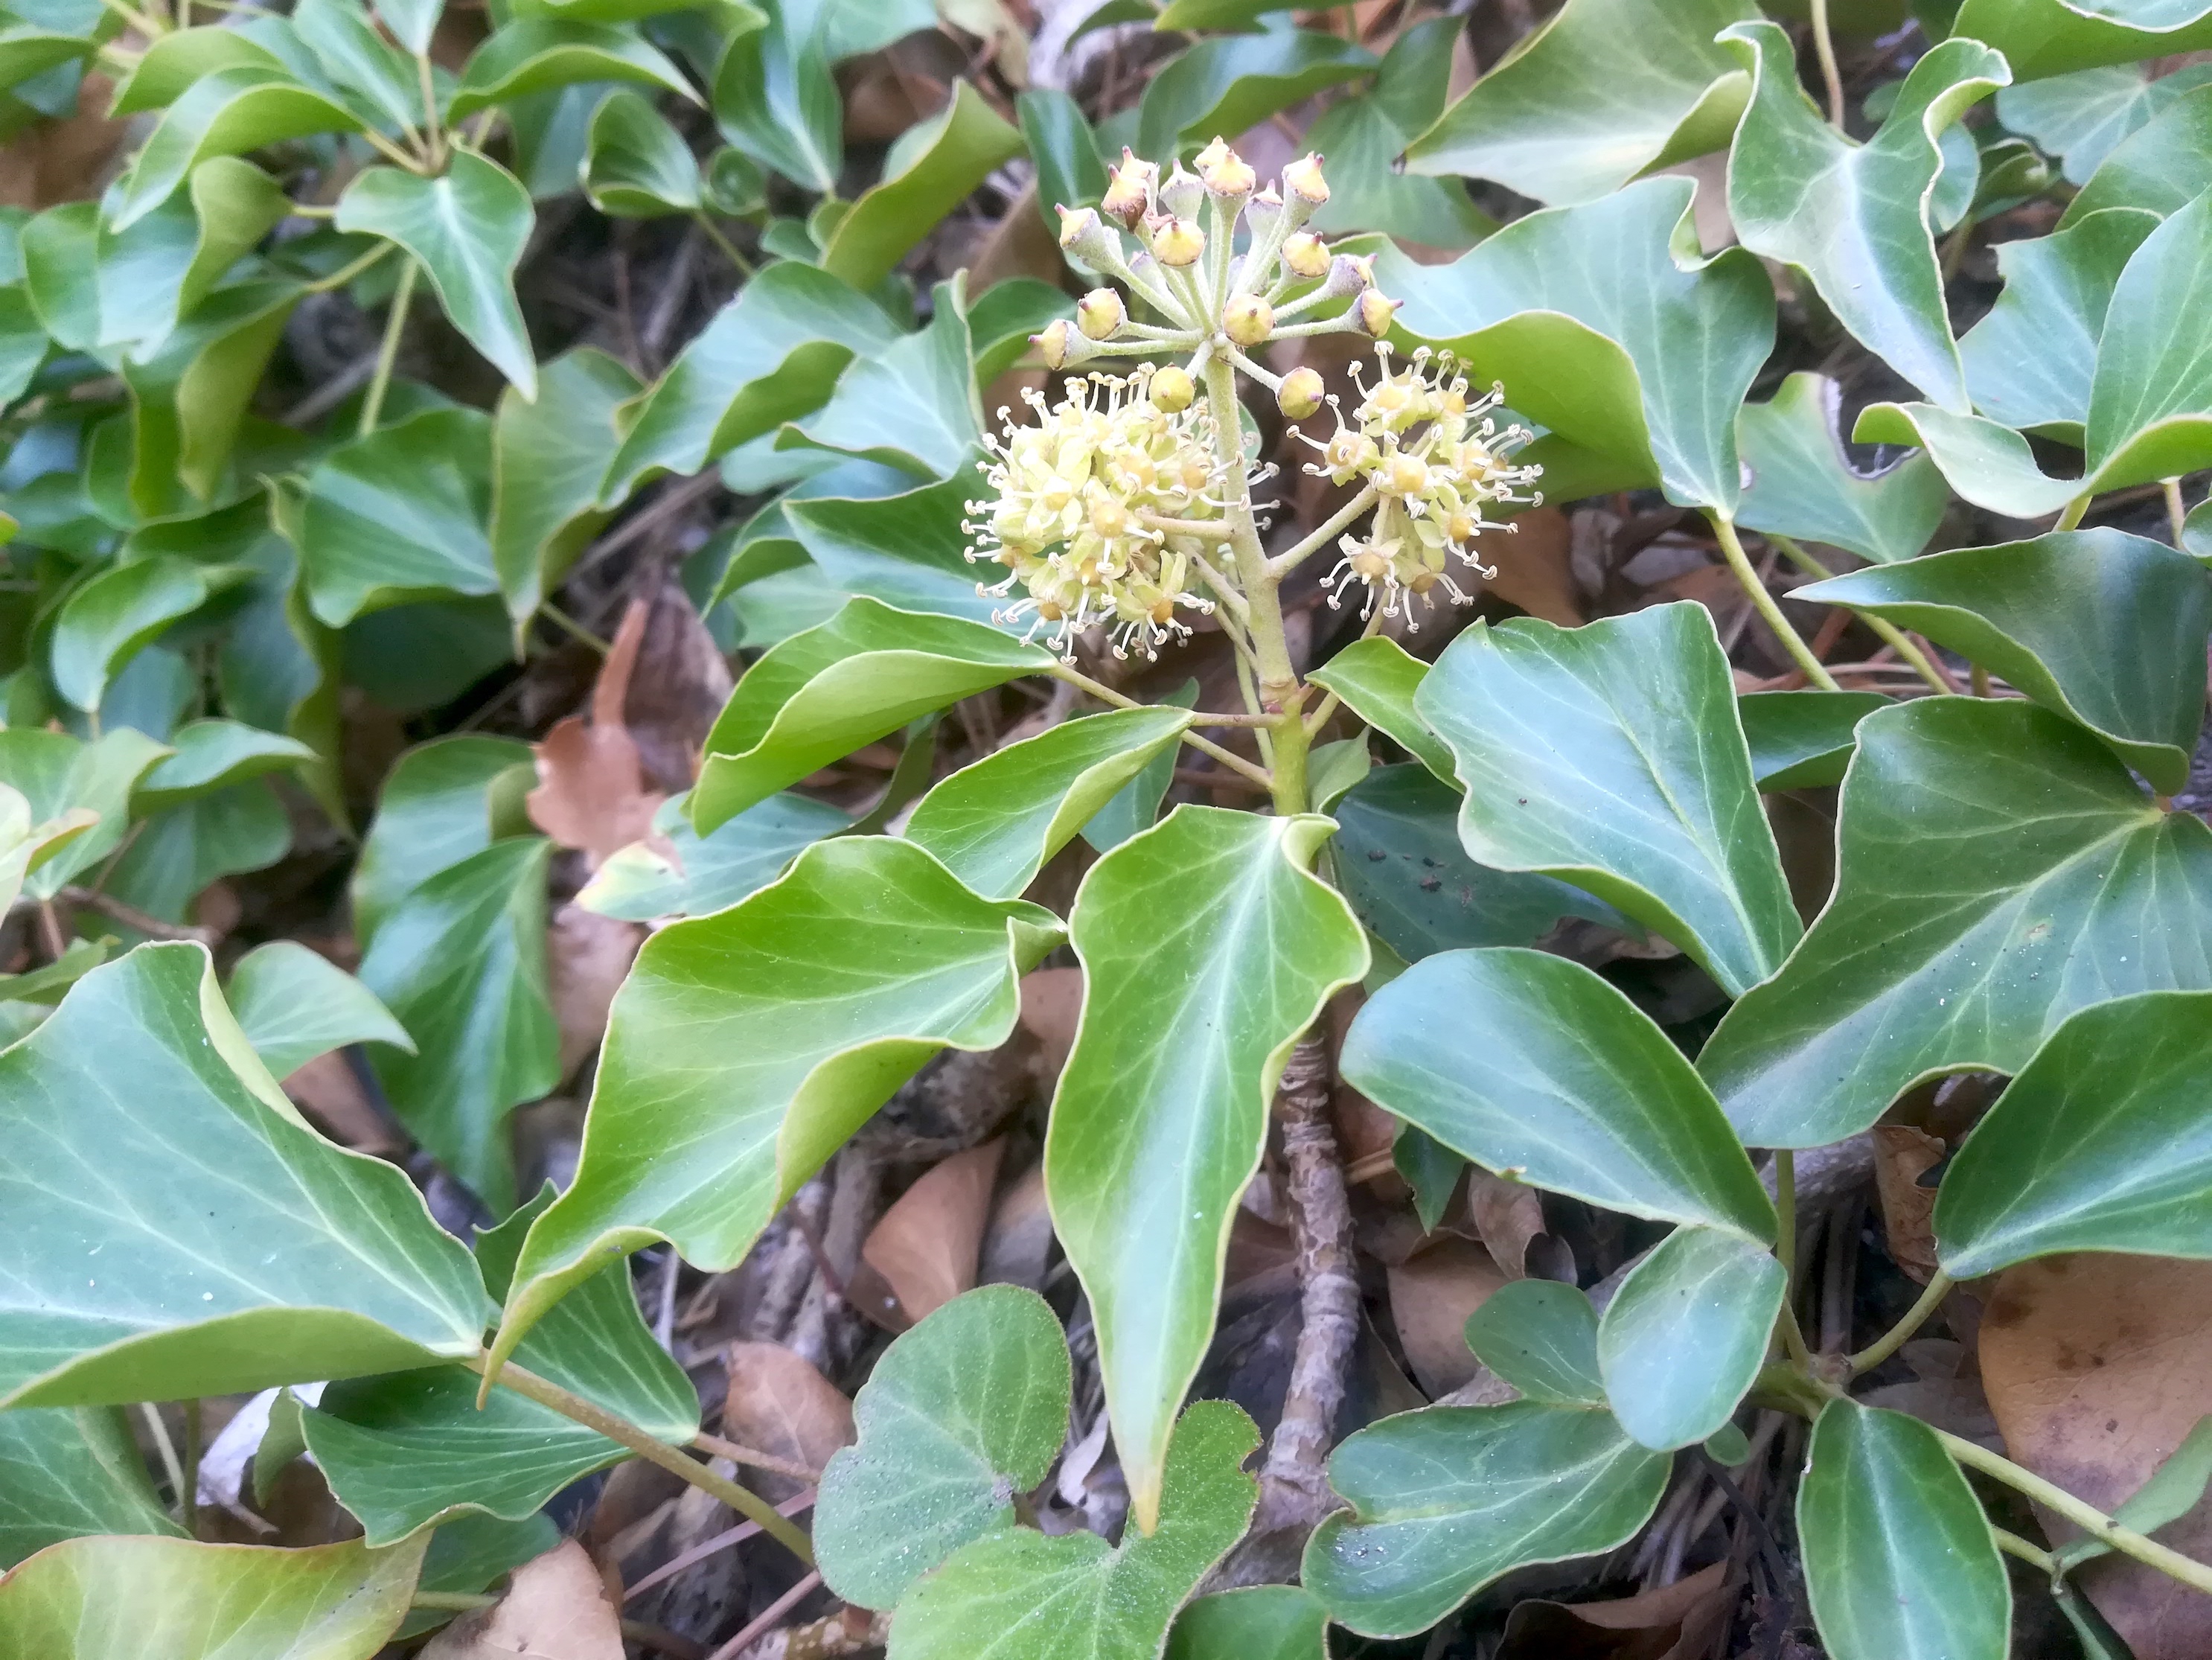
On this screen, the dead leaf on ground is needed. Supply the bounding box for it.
[421,1539,623,1660]
[1871,1124,1944,1286]
[1497,1560,1730,1660]
[1981,1254,2212,1660]
[1473,505,1582,626]
[624,579,735,794]
[528,599,665,863]
[723,1342,854,1490]
[1467,1170,1546,1279]
[1388,1235,1509,1397]
[0,79,128,209]
[856,1139,1006,1328]
[976,1159,1054,1293]
[282,1050,401,1155]
[547,904,644,1079]
[1017,967,1082,1078]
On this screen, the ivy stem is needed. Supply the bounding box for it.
[1270,482,1380,579]
[359,258,418,438]
[414,49,444,171]
[461,1356,815,1566]
[2056,492,2092,531]
[2165,476,2188,545]
[1850,1270,1953,1374]
[1204,354,1309,814]
[693,214,752,276]
[301,241,394,296]
[1994,1527,2056,1573]
[1043,663,1274,789]
[1773,1151,1813,1367]
[139,1402,186,1513]
[1765,534,1952,694]
[1937,1428,2212,1597]
[1709,513,1841,691]
[1809,0,1846,127]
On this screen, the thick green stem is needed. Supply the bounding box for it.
[1774,1150,1812,1367]
[2166,476,2188,546]
[2056,492,2091,531]
[1994,1527,2056,1573]
[1203,355,1308,814]
[1851,1270,1953,1374]
[359,258,418,438]
[463,1356,814,1565]
[1710,513,1841,691]
[1768,534,1953,694]
[1809,0,1846,127]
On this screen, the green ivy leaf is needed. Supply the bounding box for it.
[691,596,1049,832]
[390,1513,559,1639]
[106,779,294,925]
[0,943,488,1408]
[1305,16,1491,249]
[1302,1402,1671,1638]
[1343,948,1774,1239]
[903,706,1191,900]
[357,837,557,1214]
[0,1406,182,1568]
[1463,1277,1605,1407]
[1739,689,1891,790]
[1734,372,1948,564]
[1378,176,1774,511]
[335,155,537,398]
[599,261,898,501]
[1951,0,2212,81]
[968,277,1072,383]
[105,28,286,116]
[2063,78,2212,220]
[0,1533,428,1659]
[779,471,998,623]
[19,200,99,354]
[1797,1399,2009,1660]
[819,82,1022,291]
[580,87,701,215]
[1305,636,1456,785]
[1404,0,1754,207]
[1081,678,1196,854]
[890,1399,1258,1658]
[119,279,301,519]
[135,723,309,814]
[1848,402,2080,519]
[1134,25,1372,161]
[1935,991,2212,1276]
[1413,604,1797,996]
[1996,62,2212,183]
[1721,22,2007,412]
[0,789,95,917]
[92,158,290,359]
[1596,1225,1783,1451]
[294,0,425,133]
[490,346,639,631]
[374,0,441,56]
[1167,1587,1328,1660]
[488,836,1061,1374]
[578,790,850,921]
[294,406,496,627]
[226,940,412,1080]
[0,727,170,901]
[448,19,693,121]
[1795,529,2212,791]
[2053,1413,2212,1575]
[351,734,534,942]
[816,1285,1072,1609]
[108,67,363,232]
[1046,807,1365,1530]
[1329,765,1620,963]
[48,555,250,712]
[1015,86,1105,226]
[1701,698,2212,1148]
[712,0,840,192]
[781,282,979,479]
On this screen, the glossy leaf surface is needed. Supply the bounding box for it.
[820,82,1022,290]
[1733,373,1947,564]
[295,406,497,628]
[578,790,850,921]
[0,1406,180,1568]
[489,346,638,627]
[226,939,412,1079]
[1739,690,1891,791]
[1596,1225,1784,1451]
[1463,1278,1605,1407]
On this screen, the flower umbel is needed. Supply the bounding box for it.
[965,368,1226,663]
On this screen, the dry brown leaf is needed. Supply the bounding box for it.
[1387,1235,1509,1397]
[1981,1254,2212,1660]
[1466,1170,1546,1280]
[722,1341,854,1486]
[623,580,735,794]
[1871,1124,1944,1286]
[281,1051,401,1155]
[527,600,665,863]
[0,78,129,210]
[857,1139,1006,1328]
[547,904,644,1079]
[976,1160,1054,1292]
[1016,967,1083,1078]
[420,1540,623,1660]
[1497,1561,1730,1660]
[1472,505,1582,626]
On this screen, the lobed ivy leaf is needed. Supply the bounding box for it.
[820,82,1023,292]
[1950,0,2212,81]
[1378,176,1773,512]
[1701,698,2212,1149]
[293,0,423,133]
[0,1534,427,1659]
[109,780,295,925]
[295,406,496,628]
[117,279,301,519]
[447,19,694,121]
[92,158,290,359]
[0,944,488,1408]
[889,1400,1258,1659]
[1596,1225,1783,1451]
[488,836,1062,1375]
[1405,0,1754,208]
[691,596,1049,833]
[351,733,534,942]
[1413,604,1797,996]
[815,1285,1073,1610]
[1305,636,1455,785]
[105,28,285,116]
[1721,22,2008,412]
[579,87,700,216]
[2062,78,2212,221]
[1046,807,1365,1531]
[903,706,1191,901]
[489,345,638,631]
[1995,62,2212,183]
[0,789,95,917]
[1936,991,2212,1277]
[578,789,851,921]
[0,1406,181,1568]
[712,0,840,193]
[108,67,364,231]
[335,154,537,398]
[1305,16,1491,249]
[1133,25,1373,162]
[1015,86,1105,226]
[1464,1277,1605,1407]
[1302,1402,1672,1638]
[1343,947,1775,1240]
[1794,529,2212,791]
[48,555,250,713]
[1739,690,1892,791]
[226,939,411,1081]
[780,471,999,623]
[1733,373,1947,564]
[1797,1399,2009,1660]
[781,283,979,479]
[0,727,170,902]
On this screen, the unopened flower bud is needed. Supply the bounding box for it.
[1149,365,1195,412]
[1078,287,1127,340]
[1159,164,1204,220]
[1355,289,1400,339]
[1281,232,1329,280]
[1151,215,1204,267]
[1283,152,1329,206]
[1323,252,1375,298]
[1195,136,1255,199]
[1244,185,1284,243]
[1223,293,1273,347]
[1102,149,1156,226]
[1056,205,1122,275]
[1035,319,1096,369]
[1277,365,1325,419]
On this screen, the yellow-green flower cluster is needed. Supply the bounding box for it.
[1302,347,1543,628]
[965,368,1224,662]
